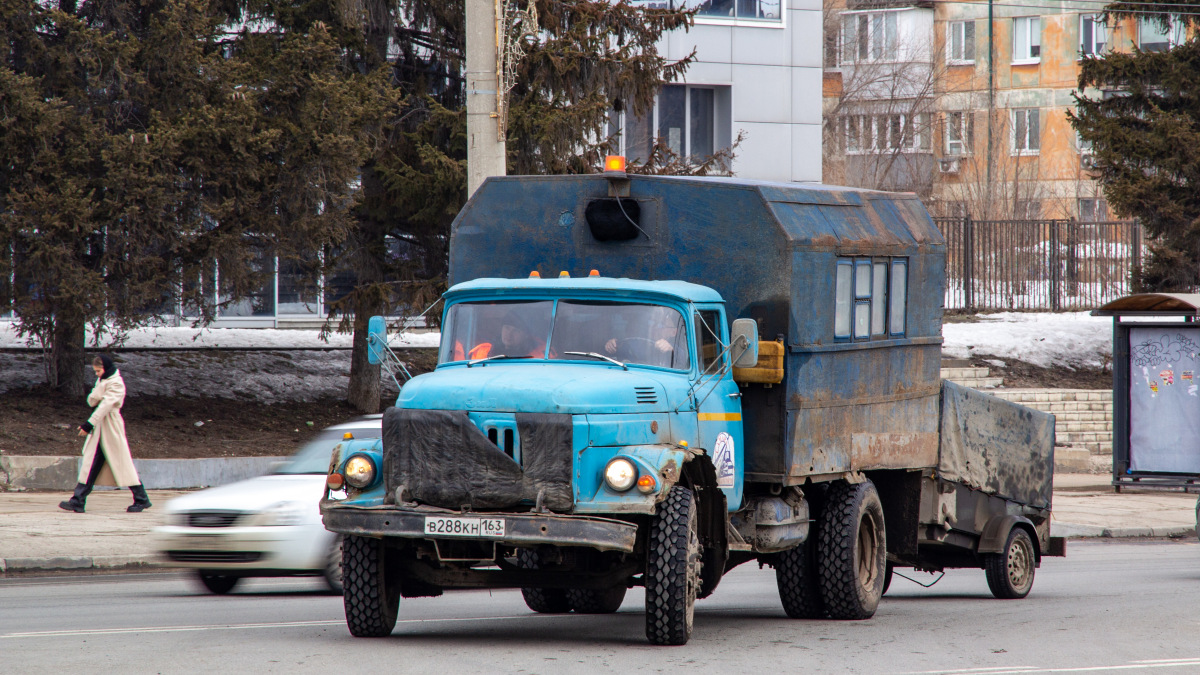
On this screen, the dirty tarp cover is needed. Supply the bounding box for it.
[382,407,574,511]
[938,381,1055,508]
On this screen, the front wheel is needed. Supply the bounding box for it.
[342,535,399,637]
[518,549,573,613]
[645,485,702,645]
[984,527,1036,599]
[323,534,345,594]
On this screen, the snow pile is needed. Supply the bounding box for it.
[941,312,1112,369]
[0,324,439,350]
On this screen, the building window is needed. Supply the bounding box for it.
[947,20,976,63]
[946,111,974,155]
[609,85,726,165]
[1078,198,1109,221]
[834,257,908,340]
[842,11,898,64]
[1080,15,1108,57]
[631,0,784,23]
[1012,17,1041,63]
[1139,16,1185,52]
[1015,200,1041,219]
[1011,108,1040,154]
[843,113,931,154]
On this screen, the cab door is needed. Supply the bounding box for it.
[693,306,744,510]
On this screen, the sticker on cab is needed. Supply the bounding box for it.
[713,432,736,489]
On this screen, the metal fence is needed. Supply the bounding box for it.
[933,217,1143,312]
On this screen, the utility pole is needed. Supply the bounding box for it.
[466,0,507,196]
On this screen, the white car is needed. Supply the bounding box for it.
[153,415,382,594]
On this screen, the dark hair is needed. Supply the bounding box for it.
[92,357,104,367]
[93,354,117,379]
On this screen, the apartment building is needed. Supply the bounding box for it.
[823,0,1169,220]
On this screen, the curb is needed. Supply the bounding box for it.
[0,554,169,577]
[1053,523,1196,539]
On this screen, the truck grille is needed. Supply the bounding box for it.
[634,387,658,404]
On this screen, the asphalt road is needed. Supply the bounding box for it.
[3,540,1199,674]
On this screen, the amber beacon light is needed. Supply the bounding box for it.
[604,155,627,173]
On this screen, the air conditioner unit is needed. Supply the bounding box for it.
[937,158,961,174]
[1080,154,1099,170]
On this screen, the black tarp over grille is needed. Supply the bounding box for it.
[382,407,574,511]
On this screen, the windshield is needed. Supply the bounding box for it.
[550,301,690,370]
[439,300,554,363]
[276,429,381,474]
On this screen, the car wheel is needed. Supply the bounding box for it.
[324,534,345,594]
[197,571,240,595]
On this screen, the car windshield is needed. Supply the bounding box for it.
[550,301,690,370]
[439,300,554,363]
[275,429,380,475]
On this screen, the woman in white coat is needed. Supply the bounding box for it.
[58,355,152,513]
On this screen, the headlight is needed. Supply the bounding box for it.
[344,454,376,489]
[604,458,637,492]
[255,501,306,527]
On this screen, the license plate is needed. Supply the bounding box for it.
[423,516,505,538]
[184,535,226,551]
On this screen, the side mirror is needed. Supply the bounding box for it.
[366,315,387,365]
[731,318,759,369]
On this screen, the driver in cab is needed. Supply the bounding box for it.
[603,308,686,368]
[452,311,548,361]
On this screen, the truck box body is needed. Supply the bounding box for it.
[449,174,948,483]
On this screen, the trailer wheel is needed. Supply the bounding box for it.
[518,549,573,613]
[984,527,1036,599]
[342,535,399,637]
[775,535,825,618]
[567,586,627,614]
[645,485,701,645]
[196,571,239,595]
[817,480,886,620]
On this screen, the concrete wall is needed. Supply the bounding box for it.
[661,0,824,182]
[1,456,287,491]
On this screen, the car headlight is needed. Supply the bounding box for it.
[344,454,376,489]
[604,458,637,492]
[253,501,306,527]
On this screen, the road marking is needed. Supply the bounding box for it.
[901,658,1200,675]
[0,613,571,639]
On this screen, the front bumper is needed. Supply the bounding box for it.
[321,502,638,553]
[152,525,332,571]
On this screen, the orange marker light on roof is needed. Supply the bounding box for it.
[589,269,600,277]
[529,270,541,278]
[343,432,354,440]
[559,271,570,278]
[605,155,627,173]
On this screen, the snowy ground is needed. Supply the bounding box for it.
[0,313,1115,400]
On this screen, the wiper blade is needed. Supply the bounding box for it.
[564,351,628,370]
[467,354,534,367]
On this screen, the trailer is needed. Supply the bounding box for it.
[321,171,1063,644]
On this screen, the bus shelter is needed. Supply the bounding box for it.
[1093,293,1200,490]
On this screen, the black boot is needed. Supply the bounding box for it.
[128,484,152,512]
[59,482,92,513]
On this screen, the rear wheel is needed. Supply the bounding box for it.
[817,480,886,620]
[196,571,239,595]
[882,562,894,596]
[518,549,573,614]
[776,535,824,618]
[645,485,702,645]
[984,527,1036,599]
[566,585,627,614]
[342,535,399,637]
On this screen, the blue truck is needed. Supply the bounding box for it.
[321,171,1063,645]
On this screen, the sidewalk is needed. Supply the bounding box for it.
[0,475,1195,577]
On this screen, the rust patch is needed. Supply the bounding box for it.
[851,432,939,470]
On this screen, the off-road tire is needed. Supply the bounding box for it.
[882,561,894,596]
[196,571,239,595]
[567,586,627,614]
[776,535,825,618]
[323,534,345,595]
[342,535,399,637]
[518,549,572,613]
[984,527,1036,599]
[817,480,886,620]
[645,485,701,646]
